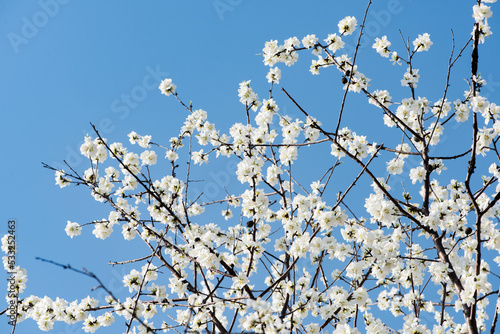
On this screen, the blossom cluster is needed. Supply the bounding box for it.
[4,2,500,334]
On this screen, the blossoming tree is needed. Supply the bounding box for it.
[3,1,500,334]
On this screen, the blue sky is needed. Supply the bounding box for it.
[1,1,500,333]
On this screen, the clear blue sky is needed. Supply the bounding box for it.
[1,1,499,333]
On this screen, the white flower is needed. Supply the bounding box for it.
[104,166,120,180]
[395,143,411,157]
[413,33,432,52]
[266,67,281,83]
[80,135,97,159]
[279,146,298,165]
[96,312,114,327]
[338,16,357,35]
[238,80,261,111]
[266,164,282,186]
[158,78,176,96]
[373,36,391,57]
[324,33,345,52]
[454,99,470,122]
[222,209,233,220]
[289,233,311,258]
[431,99,451,117]
[284,36,300,51]
[165,149,178,162]
[169,276,188,296]
[55,170,71,188]
[473,4,493,22]
[123,152,141,174]
[122,223,137,241]
[188,203,205,216]
[122,174,138,191]
[82,315,100,333]
[140,150,157,165]
[475,20,493,43]
[369,89,392,108]
[390,51,401,65]
[261,98,279,113]
[192,149,208,165]
[65,221,82,238]
[302,34,318,48]
[128,131,139,144]
[123,269,143,293]
[430,159,447,175]
[138,135,151,148]
[311,181,324,194]
[401,68,420,87]
[83,168,98,183]
[332,324,360,334]
[92,221,113,240]
[387,157,404,175]
[1,235,12,254]
[109,142,127,158]
[262,39,279,66]
[410,166,426,184]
